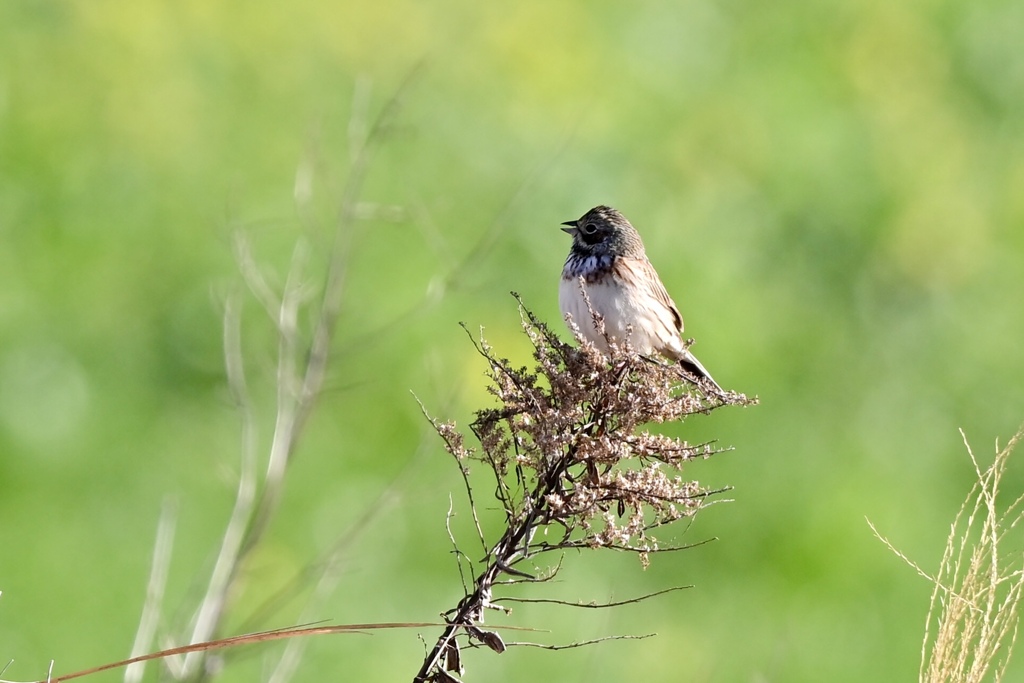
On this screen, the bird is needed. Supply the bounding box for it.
[558,205,723,393]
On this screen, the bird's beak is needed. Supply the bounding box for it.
[560,220,577,235]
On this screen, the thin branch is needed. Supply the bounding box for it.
[240,237,311,556]
[180,291,264,678]
[415,394,487,555]
[550,537,718,554]
[293,64,423,439]
[493,585,691,609]
[493,556,565,586]
[233,233,282,323]
[124,498,178,683]
[446,495,472,596]
[507,633,656,650]
[176,69,423,681]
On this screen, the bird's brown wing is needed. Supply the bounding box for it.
[631,257,684,333]
[616,256,685,336]
[618,257,722,392]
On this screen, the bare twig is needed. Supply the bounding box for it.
[124,498,178,683]
[445,495,473,596]
[507,633,656,650]
[493,585,691,609]
[233,234,282,323]
[416,394,488,555]
[178,68,422,680]
[294,65,422,441]
[179,286,266,679]
[239,238,310,556]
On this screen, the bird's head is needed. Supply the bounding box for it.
[560,205,644,257]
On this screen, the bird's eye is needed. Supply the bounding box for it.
[581,222,598,235]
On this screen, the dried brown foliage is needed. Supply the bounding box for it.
[416,296,756,682]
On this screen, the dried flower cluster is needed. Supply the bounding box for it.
[415,296,754,682]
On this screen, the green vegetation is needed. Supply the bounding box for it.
[2,1,1023,681]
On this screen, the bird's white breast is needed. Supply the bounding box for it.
[559,275,672,357]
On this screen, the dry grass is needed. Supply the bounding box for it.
[871,424,1024,683]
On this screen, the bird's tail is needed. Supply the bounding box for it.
[679,349,723,395]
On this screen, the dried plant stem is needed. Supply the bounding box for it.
[177,288,264,678]
[508,633,655,650]
[493,585,691,609]
[179,71,419,681]
[413,508,549,682]
[415,298,754,682]
[124,498,177,683]
[870,423,1024,683]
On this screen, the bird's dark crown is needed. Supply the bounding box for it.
[561,205,645,258]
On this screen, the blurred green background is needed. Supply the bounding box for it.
[2,0,1024,681]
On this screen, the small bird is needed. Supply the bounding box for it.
[559,205,723,392]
